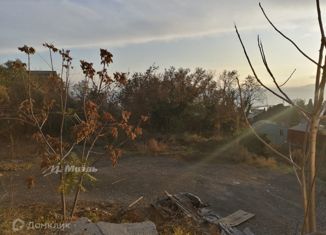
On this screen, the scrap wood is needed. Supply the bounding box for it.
[164,191,202,222]
[199,207,221,223]
[164,191,194,217]
[116,196,144,219]
[155,192,255,235]
[218,210,255,227]
[219,223,234,235]
[152,205,173,218]
[128,196,144,208]
[200,209,255,235]
[112,178,126,185]
[180,192,206,207]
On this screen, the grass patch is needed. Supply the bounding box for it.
[0,161,32,171]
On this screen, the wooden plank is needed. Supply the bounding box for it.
[164,191,202,222]
[218,210,255,227]
[159,193,255,235]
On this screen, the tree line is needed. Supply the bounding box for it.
[0,60,263,140]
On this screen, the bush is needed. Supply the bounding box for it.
[147,138,168,155]
[223,144,277,168]
[241,132,271,157]
[119,66,224,134]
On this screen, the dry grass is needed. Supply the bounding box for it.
[0,162,32,171]
[244,156,278,168]
[173,226,191,235]
[182,133,208,144]
[133,134,278,169]
[0,204,61,235]
[224,145,278,168]
[132,138,168,155]
[0,139,38,160]
[146,138,168,155]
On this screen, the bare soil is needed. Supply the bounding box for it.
[1,153,326,234]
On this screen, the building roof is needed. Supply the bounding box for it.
[288,122,308,132]
[252,120,280,128]
[289,121,326,135]
[30,71,57,77]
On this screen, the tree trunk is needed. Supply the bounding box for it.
[301,169,309,234]
[307,118,319,232]
[70,175,84,218]
[60,170,67,221]
[9,131,15,210]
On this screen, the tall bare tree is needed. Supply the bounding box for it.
[240,75,264,116]
[235,1,326,233]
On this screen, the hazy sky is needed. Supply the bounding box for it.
[0,0,323,93]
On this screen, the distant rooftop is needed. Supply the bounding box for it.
[289,122,308,132]
[30,71,57,77]
[289,121,326,134]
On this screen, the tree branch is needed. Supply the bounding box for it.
[289,148,302,186]
[316,0,326,41]
[235,77,300,169]
[235,25,291,103]
[258,36,293,103]
[280,69,296,87]
[259,3,321,67]
[257,36,311,120]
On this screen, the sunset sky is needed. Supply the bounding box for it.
[0,0,323,97]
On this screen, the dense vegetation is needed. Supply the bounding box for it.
[0,60,264,140]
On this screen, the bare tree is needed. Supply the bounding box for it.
[240,75,265,116]
[235,1,326,233]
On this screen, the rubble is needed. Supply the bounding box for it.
[152,191,255,235]
[66,217,158,235]
[68,192,255,235]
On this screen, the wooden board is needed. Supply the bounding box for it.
[218,210,255,227]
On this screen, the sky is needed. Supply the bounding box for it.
[0,0,324,103]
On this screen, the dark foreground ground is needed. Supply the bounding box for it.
[1,153,326,235]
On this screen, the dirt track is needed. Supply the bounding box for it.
[2,154,326,234]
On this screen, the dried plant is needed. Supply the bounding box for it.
[18,43,148,220]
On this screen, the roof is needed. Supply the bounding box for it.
[288,122,308,132]
[289,121,326,135]
[30,71,57,77]
[252,120,280,128]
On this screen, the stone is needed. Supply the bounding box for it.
[66,217,158,235]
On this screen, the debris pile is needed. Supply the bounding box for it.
[152,191,255,235]
[68,192,255,235]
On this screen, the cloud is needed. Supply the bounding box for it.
[0,0,318,54]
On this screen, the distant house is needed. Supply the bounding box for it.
[252,120,287,146]
[247,108,265,122]
[287,122,326,151]
[31,70,57,77]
